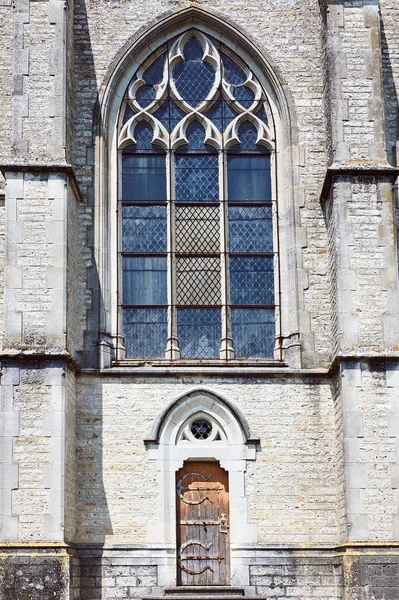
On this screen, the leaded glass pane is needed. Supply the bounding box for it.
[177,308,221,358]
[230,256,274,305]
[231,308,275,358]
[233,86,255,108]
[229,206,273,253]
[122,154,166,202]
[123,308,167,358]
[175,155,219,202]
[122,206,167,253]
[173,37,216,106]
[123,105,134,125]
[123,257,167,305]
[176,257,221,305]
[130,121,158,151]
[227,155,271,202]
[136,85,156,108]
[143,53,166,85]
[191,419,212,439]
[221,53,246,85]
[175,206,220,253]
[204,98,224,132]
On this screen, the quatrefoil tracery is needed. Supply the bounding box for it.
[118,30,275,151]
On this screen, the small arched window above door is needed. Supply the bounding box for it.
[118,30,278,361]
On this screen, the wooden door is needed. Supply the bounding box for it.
[176,461,230,586]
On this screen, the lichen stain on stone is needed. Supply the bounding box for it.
[0,556,67,600]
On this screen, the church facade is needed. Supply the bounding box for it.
[1,1,399,598]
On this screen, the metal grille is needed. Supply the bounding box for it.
[122,205,167,253]
[123,308,167,358]
[191,419,213,440]
[175,206,220,253]
[231,308,275,358]
[230,256,274,305]
[228,206,273,253]
[176,256,221,305]
[175,155,219,202]
[177,308,221,358]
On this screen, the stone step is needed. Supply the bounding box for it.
[163,588,245,596]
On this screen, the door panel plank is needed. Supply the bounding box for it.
[176,461,230,586]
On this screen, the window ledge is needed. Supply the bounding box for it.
[97,360,330,377]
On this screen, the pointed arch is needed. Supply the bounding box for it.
[144,387,260,447]
[94,6,303,370]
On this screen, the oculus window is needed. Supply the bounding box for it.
[118,31,279,361]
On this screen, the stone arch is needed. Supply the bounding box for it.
[144,387,260,448]
[94,6,302,369]
[145,388,259,587]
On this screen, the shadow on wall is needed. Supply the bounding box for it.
[72,0,104,371]
[71,1,114,598]
[380,17,399,167]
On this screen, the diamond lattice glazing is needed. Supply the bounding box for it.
[231,308,275,358]
[177,308,221,358]
[230,256,274,305]
[122,206,167,253]
[175,205,220,253]
[123,308,167,358]
[228,206,273,253]
[175,155,219,202]
[176,256,221,305]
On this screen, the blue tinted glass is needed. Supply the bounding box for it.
[221,53,246,85]
[232,308,275,358]
[204,98,223,132]
[233,121,266,152]
[132,122,156,151]
[122,206,167,253]
[143,53,166,85]
[123,104,134,125]
[222,99,237,129]
[230,256,274,305]
[256,104,268,124]
[136,85,156,108]
[152,100,186,132]
[233,86,255,108]
[122,154,166,202]
[123,308,167,358]
[227,155,271,202]
[173,38,216,106]
[123,257,167,305]
[175,155,219,202]
[229,206,273,253]
[180,121,214,153]
[178,308,221,358]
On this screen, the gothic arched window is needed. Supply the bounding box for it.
[118,31,277,361]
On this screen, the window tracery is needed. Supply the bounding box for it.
[118,30,278,361]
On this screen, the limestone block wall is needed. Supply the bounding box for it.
[326,1,387,165]
[0,3,13,165]
[75,378,341,546]
[3,172,67,351]
[326,175,399,356]
[341,362,399,542]
[0,361,68,542]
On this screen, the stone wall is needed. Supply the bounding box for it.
[75,378,341,545]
